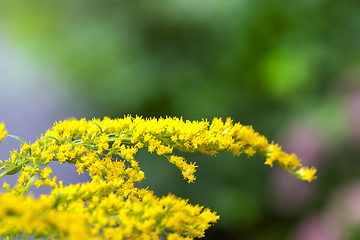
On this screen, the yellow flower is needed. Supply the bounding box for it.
[0,115,317,239]
[97,135,109,154]
[0,123,6,143]
[295,167,318,182]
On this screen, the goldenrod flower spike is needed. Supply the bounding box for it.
[0,116,316,239]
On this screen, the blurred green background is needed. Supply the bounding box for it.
[1,1,360,239]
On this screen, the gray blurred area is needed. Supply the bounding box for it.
[0,32,91,196]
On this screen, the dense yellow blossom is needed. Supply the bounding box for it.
[0,115,317,239]
[0,177,219,239]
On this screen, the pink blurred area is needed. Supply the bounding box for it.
[348,90,360,145]
[289,180,360,240]
[273,75,360,239]
[289,213,341,240]
[271,123,328,214]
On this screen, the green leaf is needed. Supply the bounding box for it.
[7,134,26,144]
[88,121,103,134]
[41,136,60,145]
[7,164,23,175]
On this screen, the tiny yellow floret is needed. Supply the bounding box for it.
[0,123,6,143]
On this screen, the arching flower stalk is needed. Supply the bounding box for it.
[0,116,316,239]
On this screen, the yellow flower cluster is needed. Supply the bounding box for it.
[0,123,6,144]
[0,116,317,239]
[1,177,216,239]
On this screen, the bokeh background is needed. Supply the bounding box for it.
[1,1,360,239]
